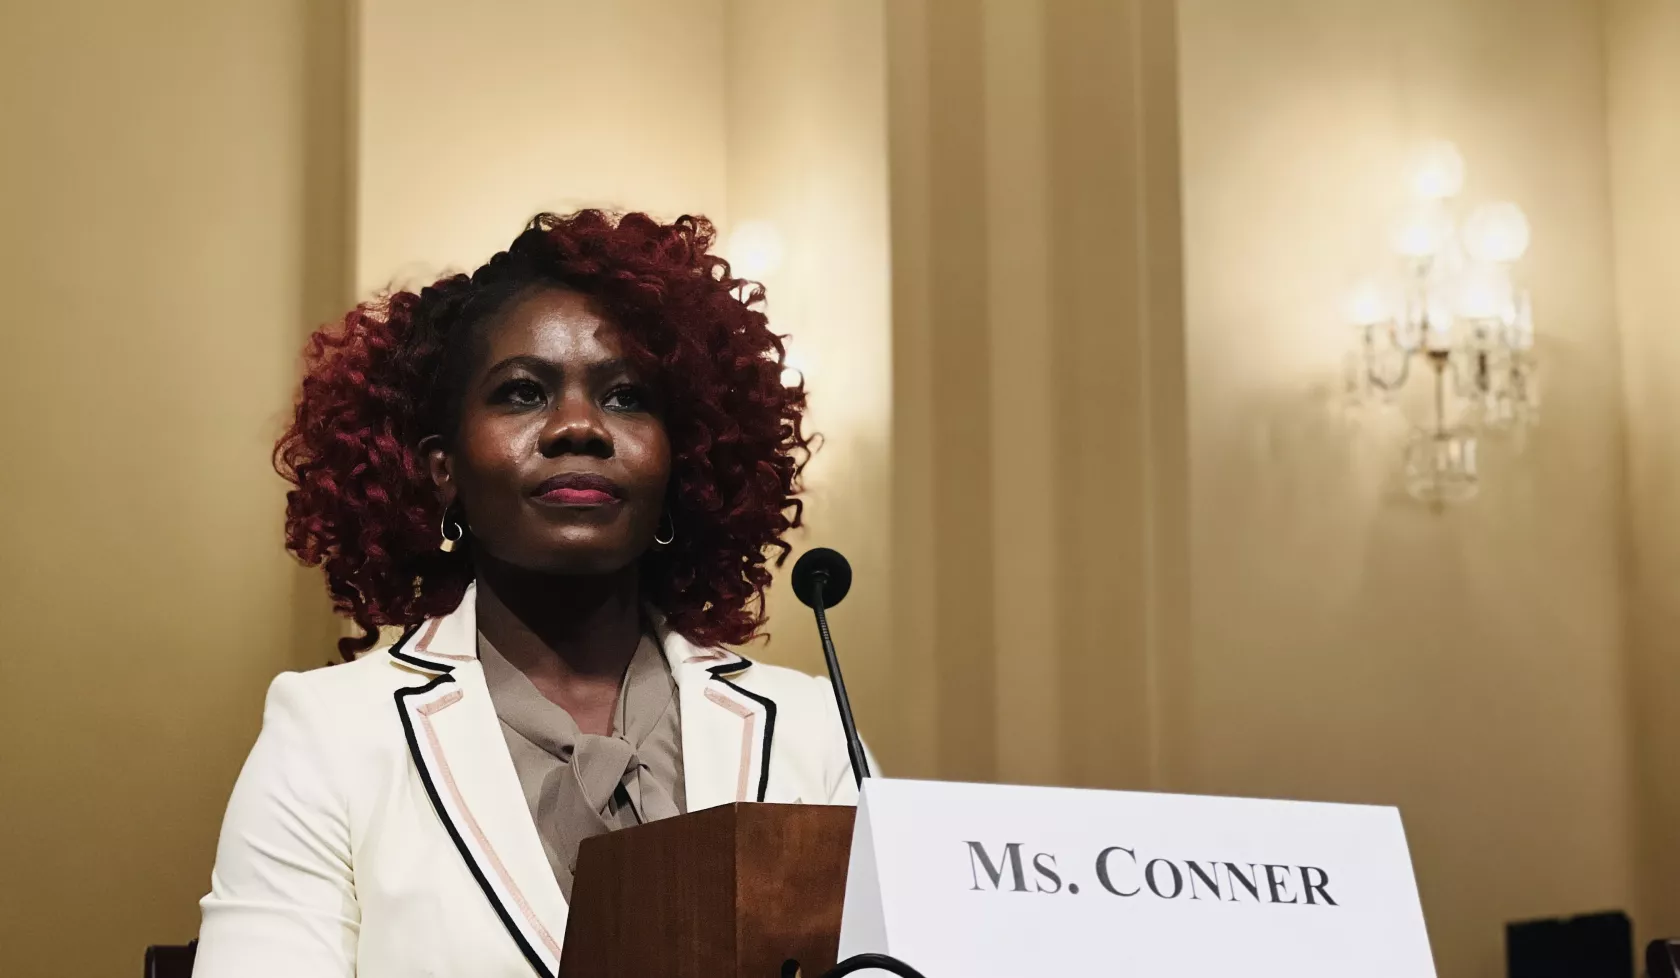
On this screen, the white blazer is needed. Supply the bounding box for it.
[195,585,862,978]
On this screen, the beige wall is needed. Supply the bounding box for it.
[885,0,1189,786]
[0,2,342,975]
[353,0,729,293]
[1178,1,1636,975]
[1607,0,1680,941]
[720,0,897,759]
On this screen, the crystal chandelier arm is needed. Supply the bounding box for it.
[1431,355,1448,435]
[1362,321,1413,392]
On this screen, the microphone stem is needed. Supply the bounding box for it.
[813,580,871,786]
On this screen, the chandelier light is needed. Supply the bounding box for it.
[1345,140,1538,504]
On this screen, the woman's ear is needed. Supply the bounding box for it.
[421,435,457,510]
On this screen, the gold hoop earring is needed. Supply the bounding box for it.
[439,510,465,553]
[653,512,676,547]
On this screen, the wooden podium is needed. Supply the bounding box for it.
[559,803,857,978]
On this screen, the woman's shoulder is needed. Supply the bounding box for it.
[726,657,834,699]
[725,658,850,739]
[721,656,874,795]
[661,628,833,708]
[274,642,427,693]
[255,644,435,748]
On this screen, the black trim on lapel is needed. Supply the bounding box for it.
[390,647,455,673]
[708,658,777,803]
[705,654,752,678]
[388,624,456,674]
[381,625,460,678]
[395,672,555,978]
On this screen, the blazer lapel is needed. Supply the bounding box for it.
[392,587,568,978]
[660,628,778,811]
[388,592,785,976]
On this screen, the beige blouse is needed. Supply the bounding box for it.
[478,629,686,900]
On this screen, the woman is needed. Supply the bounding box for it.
[195,211,861,978]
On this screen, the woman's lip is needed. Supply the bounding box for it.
[537,488,619,506]
[531,472,626,500]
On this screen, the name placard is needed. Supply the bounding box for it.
[838,778,1436,978]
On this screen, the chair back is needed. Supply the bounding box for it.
[1650,939,1680,978]
[143,941,197,978]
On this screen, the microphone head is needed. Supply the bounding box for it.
[791,547,852,609]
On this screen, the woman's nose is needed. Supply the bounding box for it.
[538,392,613,457]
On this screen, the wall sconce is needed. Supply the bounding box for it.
[1344,140,1538,504]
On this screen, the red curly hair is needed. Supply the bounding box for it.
[276,210,811,658]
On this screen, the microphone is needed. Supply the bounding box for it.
[794,549,930,978]
[791,547,871,787]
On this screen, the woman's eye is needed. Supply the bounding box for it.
[603,385,647,412]
[495,379,545,408]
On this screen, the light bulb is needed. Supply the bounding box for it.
[1345,279,1395,326]
[724,220,785,280]
[1408,140,1466,200]
[1391,202,1454,258]
[1453,263,1513,321]
[1463,201,1530,263]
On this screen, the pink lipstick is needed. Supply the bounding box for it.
[532,473,625,507]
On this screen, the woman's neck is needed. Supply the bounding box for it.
[472,556,644,722]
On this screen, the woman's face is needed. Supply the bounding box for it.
[427,287,672,576]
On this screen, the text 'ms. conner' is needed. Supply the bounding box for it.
[966,841,1338,906]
